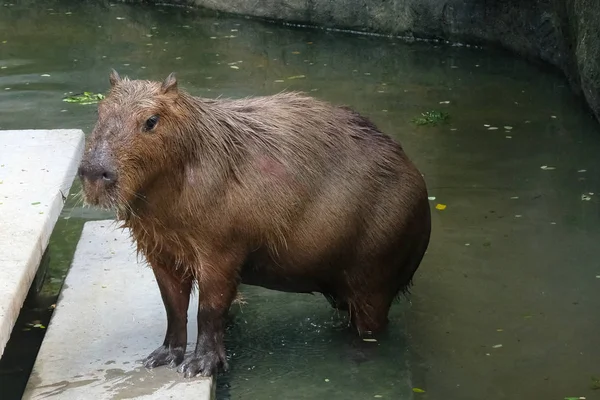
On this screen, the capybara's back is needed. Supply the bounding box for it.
[78,71,431,377]
[217,93,432,334]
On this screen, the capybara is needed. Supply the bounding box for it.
[78,70,431,378]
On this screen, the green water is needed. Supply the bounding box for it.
[1,1,600,399]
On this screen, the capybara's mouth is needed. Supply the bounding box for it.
[80,179,119,210]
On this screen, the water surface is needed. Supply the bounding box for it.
[1,1,600,399]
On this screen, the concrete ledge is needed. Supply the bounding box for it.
[23,220,214,400]
[0,129,84,358]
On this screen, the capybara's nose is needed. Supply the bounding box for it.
[78,164,117,184]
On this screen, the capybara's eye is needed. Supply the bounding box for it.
[144,115,159,132]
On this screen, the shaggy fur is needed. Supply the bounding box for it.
[78,70,431,378]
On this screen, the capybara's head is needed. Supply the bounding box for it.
[78,70,182,209]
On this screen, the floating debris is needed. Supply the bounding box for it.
[578,169,587,173]
[412,110,449,126]
[540,165,556,170]
[510,196,519,200]
[428,196,436,201]
[287,75,306,80]
[291,51,300,54]
[581,193,593,201]
[506,136,512,139]
[274,80,284,83]
[551,115,557,119]
[487,127,498,130]
[230,65,239,69]
[504,126,513,130]
[439,100,450,104]
[41,74,51,77]
[435,204,447,211]
[515,215,522,218]
[492,344,503,349]
[324,378,330,382]
[484,124,490,127]
[31,202,41,206]
[362,338,377,342]
[63,92,105,105]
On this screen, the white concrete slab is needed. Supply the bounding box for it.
[0,129,84,358]
[23,220,214,400]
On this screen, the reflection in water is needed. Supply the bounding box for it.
[1,0,600,399]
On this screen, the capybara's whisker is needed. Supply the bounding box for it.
[75,69,431,378]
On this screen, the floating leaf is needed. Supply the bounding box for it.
[63,92,105,105]
[31,202,41,205]
[435,204,447,210]
[287,75,306,80]
[412,110,449,126]
[412,388,425,393]
[291,51,300,54]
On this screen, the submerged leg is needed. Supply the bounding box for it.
[144,262,193,369]
[349,292,394,336]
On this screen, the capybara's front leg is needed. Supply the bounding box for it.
[144,262,192,369]
[177,256,240,378]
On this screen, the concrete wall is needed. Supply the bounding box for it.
[141,0,600,123]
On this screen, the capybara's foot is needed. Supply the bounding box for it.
[144,345,185,369]
[177,351,227,378]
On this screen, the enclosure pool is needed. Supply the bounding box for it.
[1,0,600,399]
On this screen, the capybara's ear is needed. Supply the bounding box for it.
[161,72,178,95]
[109,69,121,87]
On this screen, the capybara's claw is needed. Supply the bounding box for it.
[143,345,185,369]
[177,352,226,378]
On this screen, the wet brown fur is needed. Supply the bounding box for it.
[78,70,431,377]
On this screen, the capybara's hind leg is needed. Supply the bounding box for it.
[144,261,193,369]
[349,293,394,336]
[324,293,349,311]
